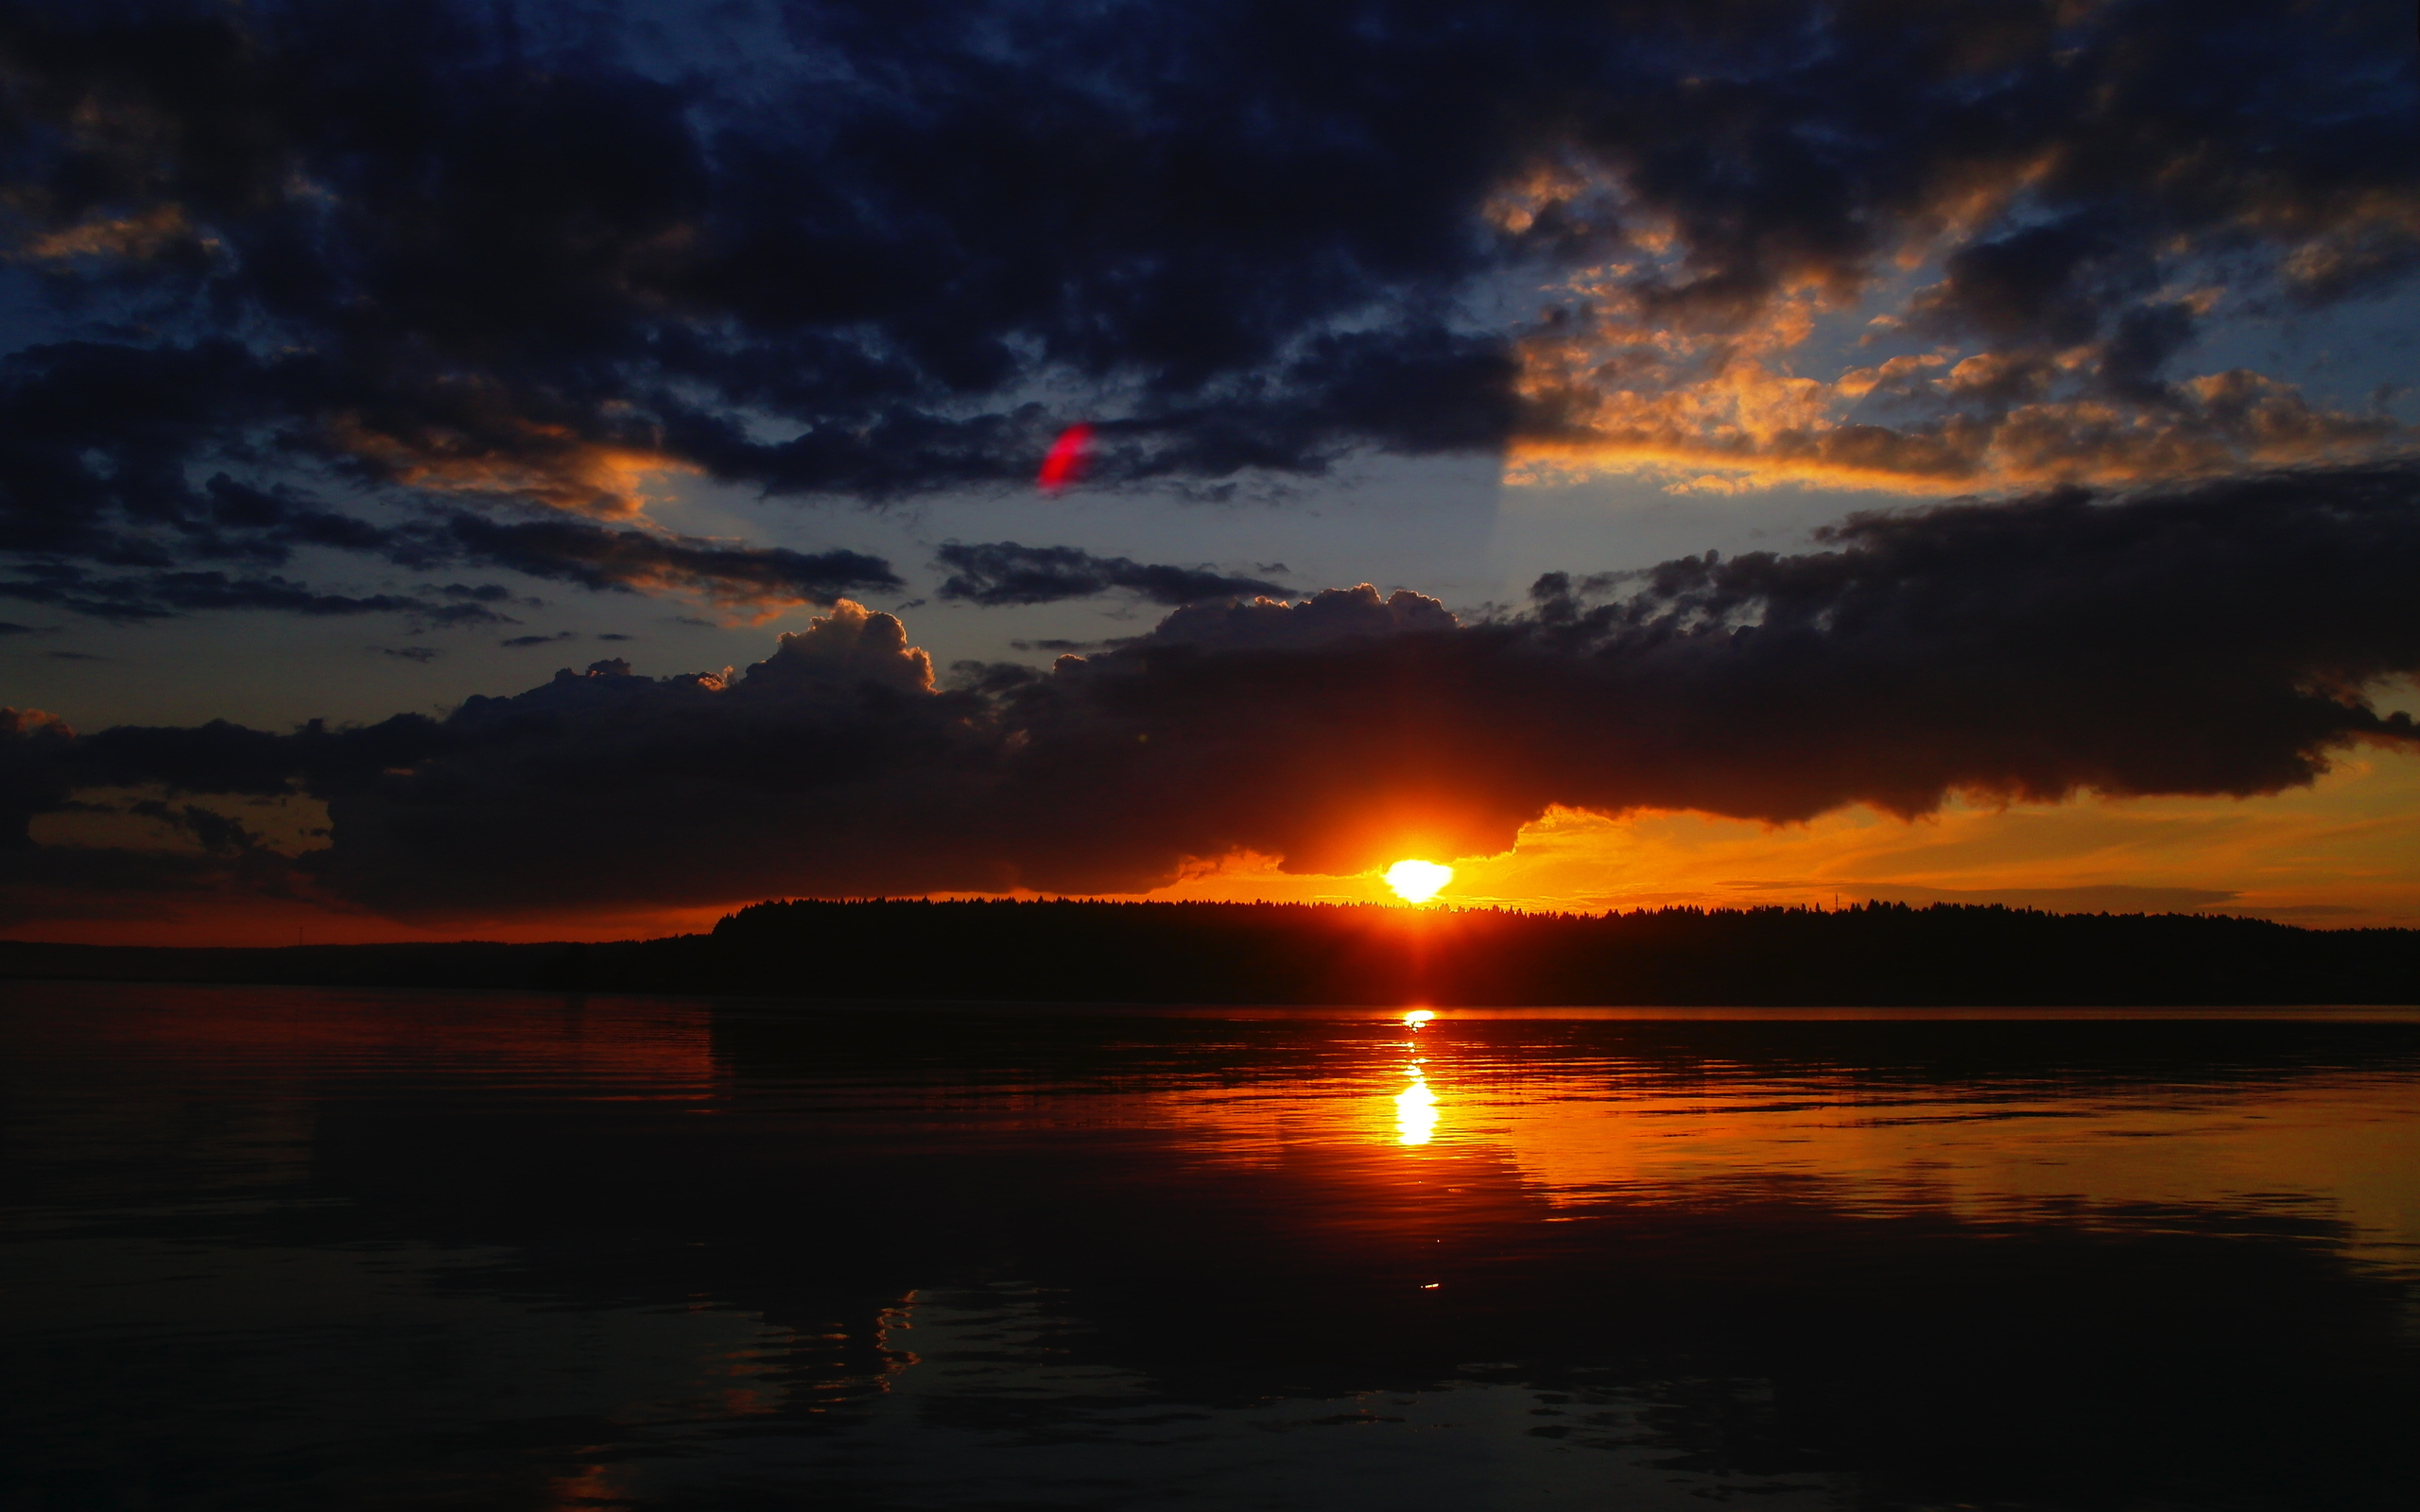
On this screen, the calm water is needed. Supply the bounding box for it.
[4,987,2418,1511]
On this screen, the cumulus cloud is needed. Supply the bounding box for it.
[933,542,1284,607]
[0,0,2411,617]
[4,462,2415,921]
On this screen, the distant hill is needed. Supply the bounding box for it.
[5,900,2416,1005]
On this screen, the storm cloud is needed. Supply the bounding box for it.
[0,0,2411,619]
[5,462,2414,920]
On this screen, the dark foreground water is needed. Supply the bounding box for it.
[3,987,2417,1512]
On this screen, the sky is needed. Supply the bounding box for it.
[1,0,2416,944]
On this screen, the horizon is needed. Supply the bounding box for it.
[15,889,2404,952]
[10,890,2413,954]
[12,894,2412,1009]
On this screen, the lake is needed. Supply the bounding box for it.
[4,984,2417,1510]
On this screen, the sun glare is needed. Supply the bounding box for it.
[1384,859,1453,903]
[1395,1071,1438,1145]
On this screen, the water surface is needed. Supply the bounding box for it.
[5,985,2417,1510]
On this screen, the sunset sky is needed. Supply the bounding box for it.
[2,0,2415,943]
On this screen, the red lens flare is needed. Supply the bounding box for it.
[1038,423,1094,491]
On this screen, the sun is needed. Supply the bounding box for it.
[1384,859,1453,904]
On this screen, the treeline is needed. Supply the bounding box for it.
[6,900,2417,1005]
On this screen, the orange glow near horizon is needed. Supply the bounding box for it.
[1134,747,2420,928]
[1384,860,1454,903]
[9,748,2418,947]
[1117,1011,2420,1267]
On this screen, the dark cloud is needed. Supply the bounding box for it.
[1910,216,2128,349]
[435,516,902,607]
[0,0,2407,605]
[5,462,2414,919]
[0,462,899,618]
[0,704,75,847]
[0,566,461,623]
[124,798,268,858]
[378,646,441,662]
[0,339,898,616]
[0,621,42,635]
[1010,638,1122,655]
[499,631,577,649]
[934,542,1285,608]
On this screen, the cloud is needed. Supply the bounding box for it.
[0,567,461,624]
[0,343,893,618]
[1010,638,1121,654]
[0,424,900,619]
[435,516,902,610]
[933,542,1285,608]
[499,632,578,649]
[0,705,75,845]
[0,0,2410,609]
[1510,316,2408,492]
[4,462,2414,920]
[123,798,271,859]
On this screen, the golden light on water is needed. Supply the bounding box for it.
[1393,1006,1439,1144]
[1394,1071,1438,1145]
[1384,859,1453,903]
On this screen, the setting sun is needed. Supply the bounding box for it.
[1384,860,1453,903]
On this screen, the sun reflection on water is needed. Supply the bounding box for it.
[1393,1008,1439,1144]
[1394,1071,1437,1145]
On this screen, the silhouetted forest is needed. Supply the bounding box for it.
[5,900,2417,1005]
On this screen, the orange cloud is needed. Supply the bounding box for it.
[12,202,200,262]
[1510,332,2406,495]
[1500,147,2420,495]
[323,397,693,520]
